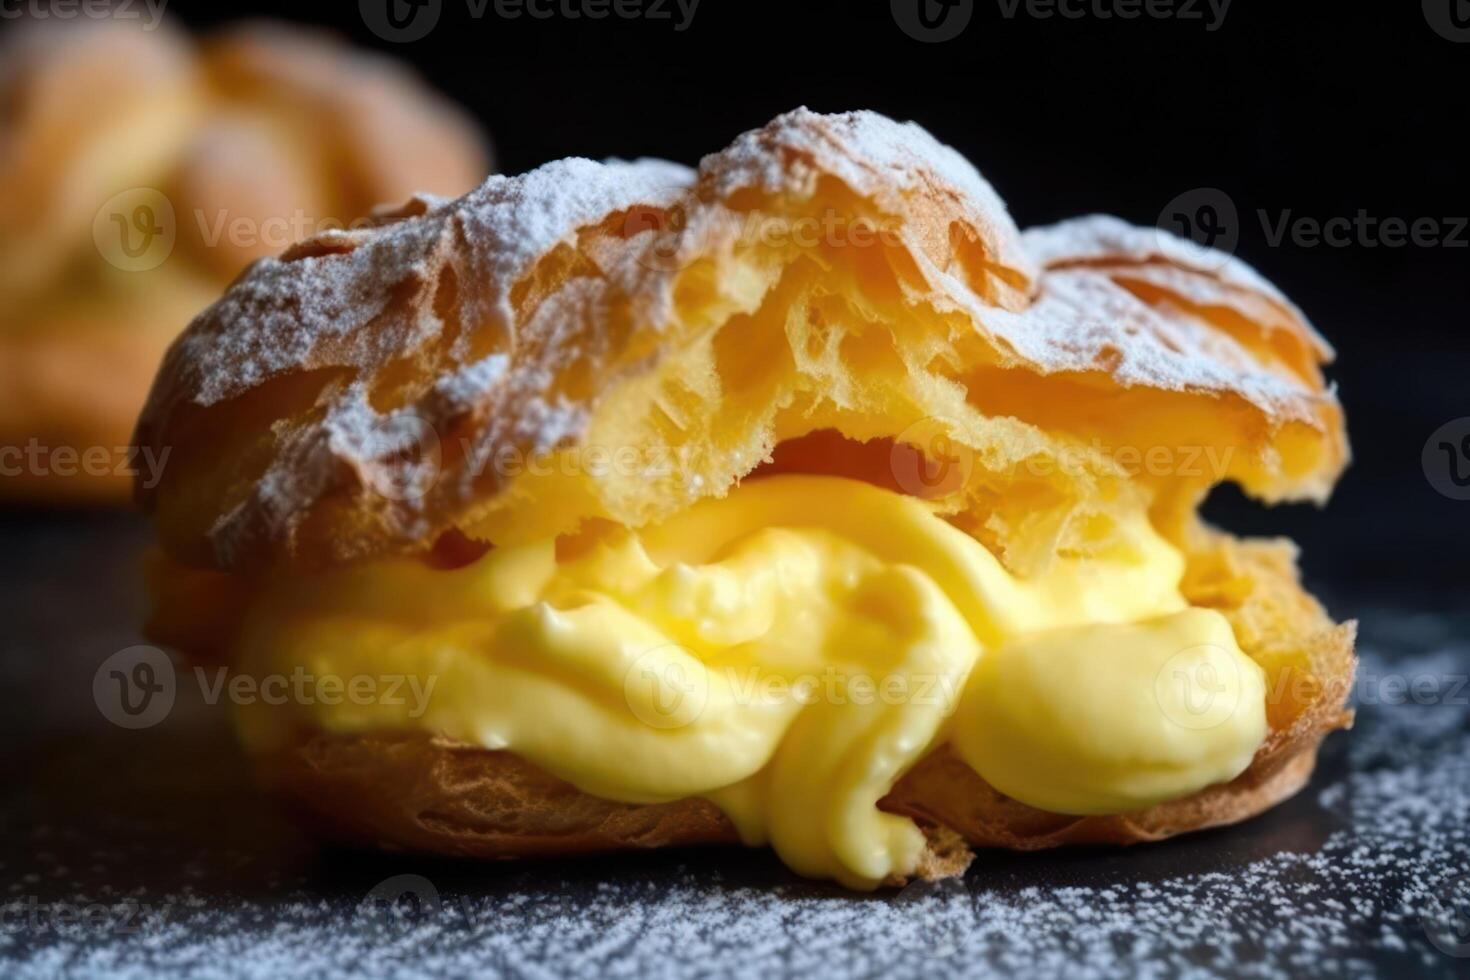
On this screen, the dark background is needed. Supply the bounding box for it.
[161,0,1469,607]
[3,7,1467,974]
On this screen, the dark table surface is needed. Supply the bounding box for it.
[3,510,1468,979]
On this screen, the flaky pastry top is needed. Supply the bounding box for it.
[136,108,1346,571]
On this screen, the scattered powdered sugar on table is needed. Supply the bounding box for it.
[3,609,1467,979]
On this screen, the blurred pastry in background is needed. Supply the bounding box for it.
[0,17,491,503]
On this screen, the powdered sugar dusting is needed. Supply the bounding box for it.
[169,157,694,410]
[433,353,509,406]
[1023,215,1333,360]
[991,261,1320,422]
[136,108,1343,569]
[4,609,1465,978]
[705,108,1032,291]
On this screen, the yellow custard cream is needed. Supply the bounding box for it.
[201,475,1266,889]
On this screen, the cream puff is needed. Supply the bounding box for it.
[0,18,490,501]
[136,109,1353,889]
